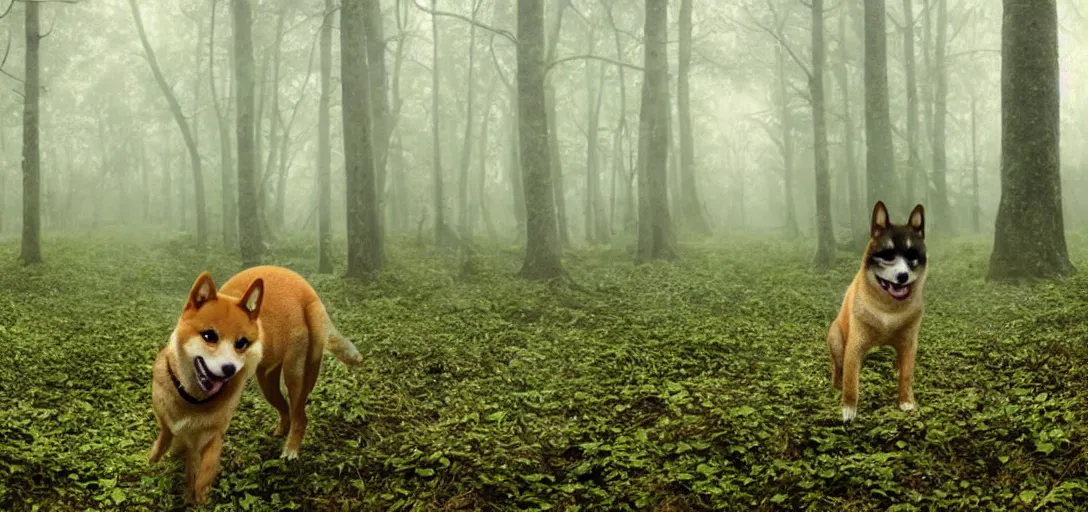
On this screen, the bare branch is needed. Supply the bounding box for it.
[0,0,14,19]
[411,0,516,45]
[545,54,642,75]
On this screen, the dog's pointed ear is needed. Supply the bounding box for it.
[909,204,925,237]
[186,271,217,311]
[238,278,264,319]
[870,201,889,239]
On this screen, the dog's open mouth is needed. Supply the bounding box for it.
[876,277,912,300]
[193,357,229,396]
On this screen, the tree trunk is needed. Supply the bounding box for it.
[129,0,207,247]
[544,0,570,247]
[516,0,565,279]
[585,46,610,245]
[834,2,861,237]
[21,1,42,264]
[775,46,799,237]
[233,0,263,267]
[457,1,480,237]
[811,0,835,269]
[931,0,950,232]
[209,0,237,248]
[902,0,922,207]
[987,0,1073,280]
[863,0,897,210]
[635,0,677,263]
[363,0,390,233]
[341,0,384,278]
[970,94,980,234]
[677,0,710,236]
[506,107,526,243]
[430,0,450,244]
[317,0,334,273]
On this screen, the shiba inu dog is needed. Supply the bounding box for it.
[826,201,927,422]
[148,266,363,504]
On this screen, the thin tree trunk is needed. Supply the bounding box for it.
[233,0,263,267]
[430,0,449,244]
[517,0,565,279]
[775,45,799,236]
[677,0,710,235]
[457,1,481,237]
[317,0,334,273]
[544,0,570,247]
[932,0,950,231]
[812,0,835,269]
[363,0,390,231]
[341,0,384,277]
[21,1,41,264]
[902,0,922,206]
[507,108,526,243]
[129,0,207,246]
[970,94,980,234]
[864,0,897,210]
[834,1,860,236]
[585,45,610,245]
[988,0,1073,280]
[636,0,677,262]
[209,0,236,248]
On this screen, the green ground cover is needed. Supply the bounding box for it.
[2,230,1088,511]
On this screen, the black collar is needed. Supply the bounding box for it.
[167,360,215,405]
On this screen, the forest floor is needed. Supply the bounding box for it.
[3,228,1088,511]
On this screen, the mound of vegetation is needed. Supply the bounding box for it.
[1,231,1087,511]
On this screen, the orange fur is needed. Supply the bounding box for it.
[826,202,927,422]
[149,266,361,504]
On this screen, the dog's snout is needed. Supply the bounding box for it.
[895,272,909,284]
[221,363,236,378]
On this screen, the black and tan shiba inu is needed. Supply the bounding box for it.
[826,201,927,422]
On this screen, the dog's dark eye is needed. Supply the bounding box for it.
[874,250,896,261]
[235,338,249,351]
[201,330,219,343]
[904,249,921,261]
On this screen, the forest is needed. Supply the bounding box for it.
[2,0,1088,510]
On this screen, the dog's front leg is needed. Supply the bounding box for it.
[896,338,918,412]
[147,415,173,465]
[191,435,224,504]
[840,337,864,422]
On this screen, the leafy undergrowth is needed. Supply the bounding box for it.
[3,228,1088,511]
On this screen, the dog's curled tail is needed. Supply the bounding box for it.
[307,302,364,366]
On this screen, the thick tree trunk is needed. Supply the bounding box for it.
[21,1,41,264]
[931,0,950,232]
[677,0,710,236]
[988,0,1073,280]
[517,0,565,279]
[902,0,922,207]
[811,0,835,269]
[863,0,897,210]
[635,0,677,263]
[130,0,207,247]
[341,0,384,278]
[233,0,263,267]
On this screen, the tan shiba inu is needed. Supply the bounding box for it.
[148,266,362,503]
[826,201,927,422]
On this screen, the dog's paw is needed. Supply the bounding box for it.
[899,401,916,412]
[842,405,857,422]
[280,447,299,460]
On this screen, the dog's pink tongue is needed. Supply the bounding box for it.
[889,286,910,300]
[205,380,224,397]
